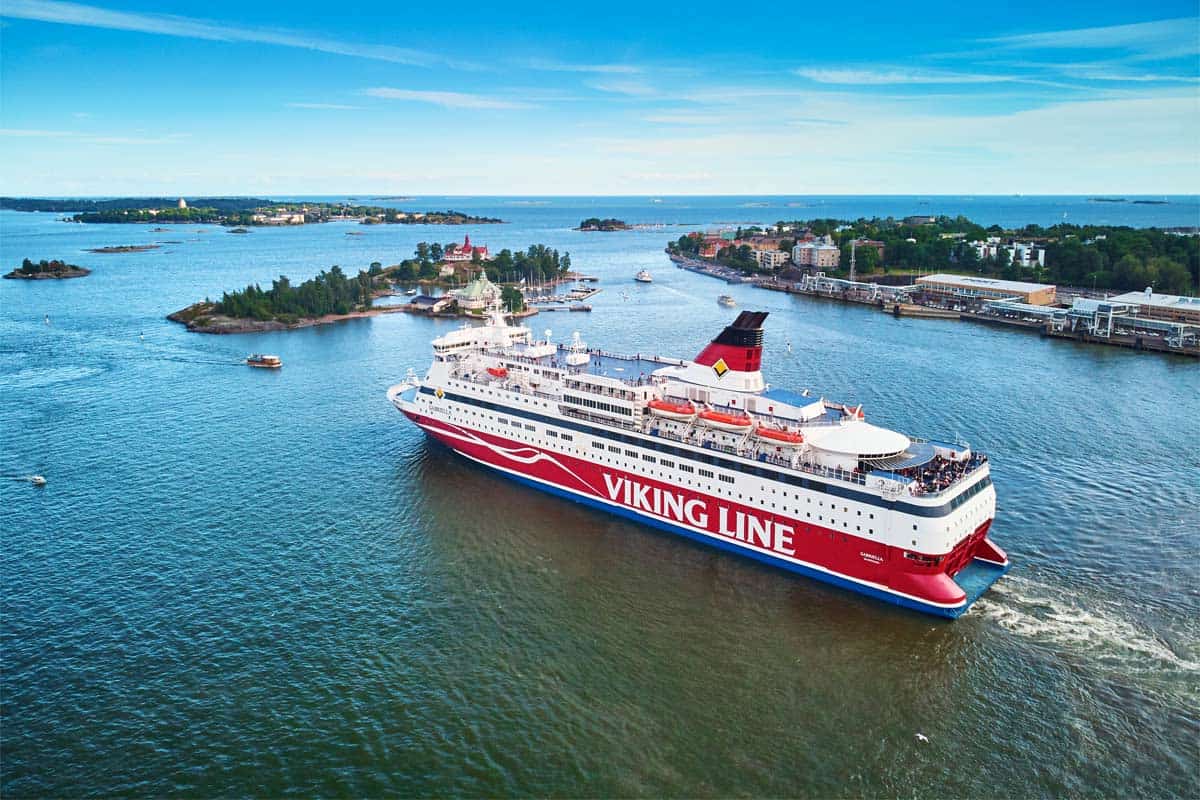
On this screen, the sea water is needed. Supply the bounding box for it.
[1,198,1197,797]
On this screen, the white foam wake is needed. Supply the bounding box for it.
[972,575,1199,674]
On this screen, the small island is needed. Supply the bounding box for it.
[86,244,160,253]
[4,258,91,280]
[576,217,631,231]
[169,264,396,333]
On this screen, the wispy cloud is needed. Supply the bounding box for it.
[0,127,189,144]
[983,17,1199,57]
[588,79,658,96]
[522,57,641,74]
[795,67,1013,85]
[1,0,480,69]
[362,88,535,110]
[643,112,724,125]
[286,102,362,110]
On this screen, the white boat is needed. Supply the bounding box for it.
[634,270,653,283]
[404,288,418,296]
[718,295,736,307]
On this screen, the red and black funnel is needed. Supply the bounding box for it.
[694,310,767,373]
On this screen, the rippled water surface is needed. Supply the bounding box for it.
[2,198,1198,797]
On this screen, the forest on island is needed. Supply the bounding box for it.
[213,264,383,322]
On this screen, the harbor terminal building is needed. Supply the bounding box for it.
[916,274,1057,305]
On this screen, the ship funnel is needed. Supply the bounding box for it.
[694,310,768,374]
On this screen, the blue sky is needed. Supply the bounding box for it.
[1,0,1197,195]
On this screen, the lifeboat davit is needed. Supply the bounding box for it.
[486,366,508,378]
[755,425,805,446]
[697,409,754,432]
[648,399,697,421]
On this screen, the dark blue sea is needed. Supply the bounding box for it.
[2,197,1198,797]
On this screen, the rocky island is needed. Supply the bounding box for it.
[86,244,160,253]
[5,258,91,279]
[576,217,631,231]
[169,263,400,333]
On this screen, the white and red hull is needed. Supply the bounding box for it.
[401,406,1007,618]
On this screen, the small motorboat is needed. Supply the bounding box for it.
[634,270,653,283]
[718,295,736,307]
[30,475,47,486]
[246,354,282,369]
[754,425,804,446]
[697,409,754,432]
[647,399,697,421]
[405,288,418,296]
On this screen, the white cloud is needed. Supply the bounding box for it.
[286,102,362,110]
[795,67,1013,85]
[1,0,480,69]
[984,17,1199,57]
[589,79,658,97]
[522,58,641,74]
[0,127,188,144]
[362,88,535,110]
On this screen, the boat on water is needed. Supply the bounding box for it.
[405,288,418,296]
[634,270,653,283]
[718,295,736,307]
[245,354,282,369]
[388,308,1008,618]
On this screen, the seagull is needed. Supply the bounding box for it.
[915,733,929,744]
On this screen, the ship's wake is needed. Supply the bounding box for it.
[972,575,1199,675]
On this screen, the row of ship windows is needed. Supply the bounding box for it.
[438,383,992,524]
[564,395,633,416]
[432,400,905,536]
[434,395,986,540]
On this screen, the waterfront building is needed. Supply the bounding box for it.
[453,272,501,310]
[917,274,1056,305]
[409,294,455,314]
[700,239,724,259]
[1108,289,1200,325]
[971,240,1046,267]
[791,242,839,268]
[753,249,790,269]
[177,197,187,209]
[444,234,490,263]
[904,215,937,225]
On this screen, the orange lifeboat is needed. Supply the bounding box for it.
[697,409,754,432]
[755,425,804,446]
[648,399,697,421]
[486,366,508,378]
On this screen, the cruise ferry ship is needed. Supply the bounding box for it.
[388,308,1009,617]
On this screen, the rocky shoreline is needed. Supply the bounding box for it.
[86,245,160,253]
[167,301,411,334]
[4,267,91,280]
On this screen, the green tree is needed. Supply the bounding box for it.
[501,285,525,312]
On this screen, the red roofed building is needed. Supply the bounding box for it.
[444,234,490,262]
